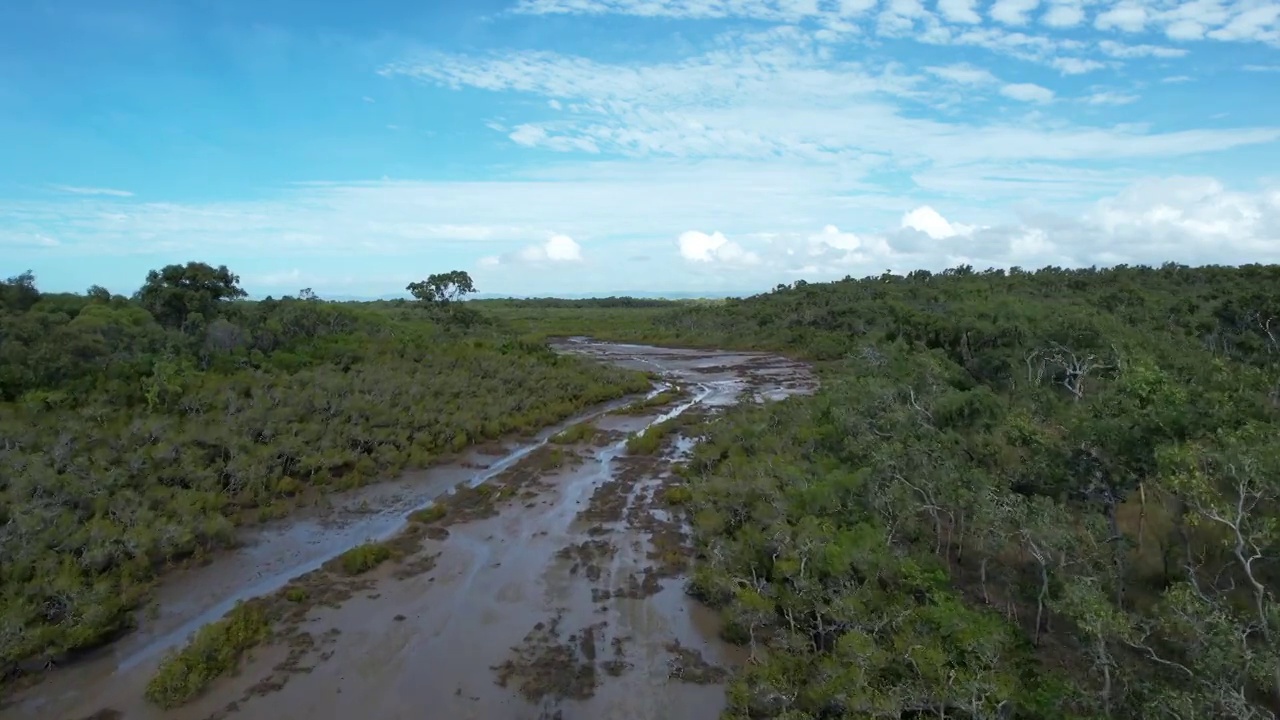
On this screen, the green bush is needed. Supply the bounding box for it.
[408,504,447,524]
[335,542,392,575]
[144,601,270,708]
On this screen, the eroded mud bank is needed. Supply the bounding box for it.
[5,341,813,720]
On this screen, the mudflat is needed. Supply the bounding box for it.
[4,341,814,720]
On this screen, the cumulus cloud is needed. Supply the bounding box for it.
[1042,2,1086,27]
[901,206,975,239]
[678,230,761,265]
[937,0,983,24]
[1000,82,1056,102]
[1052,57,1107,74]
[484,233,585,266]
[1095,1,1150,32]
[991,0,1042,25]
[758,180,1280,282]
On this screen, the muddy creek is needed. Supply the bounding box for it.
[5,341,814,720]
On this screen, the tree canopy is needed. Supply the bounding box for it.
[406,270,475,305]
[135,262,247,329]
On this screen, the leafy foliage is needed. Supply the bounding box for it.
[0,267,649,675]
[143,600,270,709]
[496,263,1280,719]
[335,543,393,576]
[406,270,476,305]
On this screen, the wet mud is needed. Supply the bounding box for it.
[5,340,813,720]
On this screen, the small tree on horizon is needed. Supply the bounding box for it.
[406,271,476,306]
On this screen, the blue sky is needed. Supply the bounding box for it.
[2,0,1279,298]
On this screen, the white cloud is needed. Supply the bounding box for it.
[510,0,1280,51]
[509,124,600,153]
[1095,1,1150,32]
[641,178,1280,289]
[991,0,1042,25]
[926,63,998,84]
[1245,64,1280,72]
[488,233,585,265]
[50,185,134,198]
[901,206,974,238]
[809,224,863,251]
[1085,90,1140,105]
[1207,4,1280,42]
[1052,57,1107,74]
[1000,82,1056,102]
[382,39,1277,172]
[1162,74,1194,82]
[1098,39,1187,58]
[937,0,983,24]
[1042,2,1086,27]
[678,230,761,265]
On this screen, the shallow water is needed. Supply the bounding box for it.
[4,341,814,720]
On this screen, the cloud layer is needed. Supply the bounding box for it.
[5,0,1279,297]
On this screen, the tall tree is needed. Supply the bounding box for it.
[135,262,246,329]
[406,271,475,306]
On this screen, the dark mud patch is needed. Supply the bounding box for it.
[577,454,659,525]
[665,640,729,684]
[611,569,664,599]
[491,612,603,703]
[76,710,123,720]
[555,539,617,582]
[601,635,633,677]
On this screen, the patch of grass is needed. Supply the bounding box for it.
[144,601,271,709]
[660,484,694,505]
[620,387,686,415]
[539,447,573,470]
[550,421,599,445]
[334,542,393,576]
[284,587,308,603]
[626,419,678,455]
[408,504,447,524]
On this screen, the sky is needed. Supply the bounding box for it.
[2,0,1279,298]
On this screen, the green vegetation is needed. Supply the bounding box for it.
[334,543,393,576]
[550,421,600,445]
[408,504,448,524]
[143,600,270,709]
[619,387,686,414]
[625,419,680,455]
[492,265,1280,719]
[0,264,649,676]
